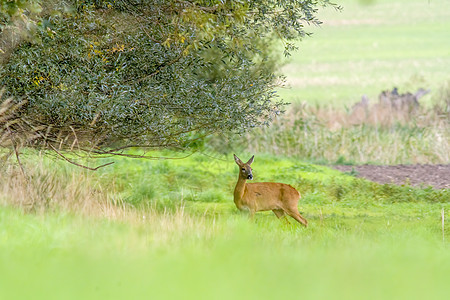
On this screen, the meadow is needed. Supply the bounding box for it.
[1,0,450,299]
[0,152,449,299]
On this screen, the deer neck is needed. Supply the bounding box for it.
[234,175,247,204]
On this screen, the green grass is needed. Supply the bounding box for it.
[1,201,449,300]
[1,151,449,299]
[278,0,450,106]
[96,151,450,206]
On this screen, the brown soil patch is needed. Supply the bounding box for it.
[333,164,450,190]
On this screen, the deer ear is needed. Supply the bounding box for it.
[247,155,254,165]
[234,154,243,165]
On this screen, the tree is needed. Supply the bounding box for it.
[1,0,336,161]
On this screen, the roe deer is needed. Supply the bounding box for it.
[233,154,308,227]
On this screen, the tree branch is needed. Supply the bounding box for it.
[47,143,115,171]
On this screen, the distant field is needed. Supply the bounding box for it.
[279,0,450,106]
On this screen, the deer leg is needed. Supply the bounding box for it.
[272,209,285,219]
[273,209,291,225]
[286,209,308,227]
[242,206,255,219]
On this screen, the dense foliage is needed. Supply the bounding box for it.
[1,0,334,153]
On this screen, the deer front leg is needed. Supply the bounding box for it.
[238,205,255,219]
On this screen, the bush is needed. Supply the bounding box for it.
[1,0,333,155]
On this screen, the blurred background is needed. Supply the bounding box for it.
[279,0,449,107]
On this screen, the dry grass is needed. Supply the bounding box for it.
[0,156,123,217]
[310,101,448,131]
[0,156,222,243]
[237,89,450,164]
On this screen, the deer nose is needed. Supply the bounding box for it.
[247,174,253,180]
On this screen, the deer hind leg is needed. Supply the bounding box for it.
[286,208,308,227]
[272,209,285,219]
[272,209,291,224]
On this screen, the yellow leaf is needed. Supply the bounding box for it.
[162,38,171,48]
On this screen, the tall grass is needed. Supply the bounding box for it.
[0,154,125,216]
[227,92,450,165]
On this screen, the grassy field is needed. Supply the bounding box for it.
[0,204,449,300]
[1,153,449,299]
[279,0,450,106]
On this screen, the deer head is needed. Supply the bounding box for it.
[234,154,254,180]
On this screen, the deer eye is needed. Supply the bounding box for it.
[241,168,245,171]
